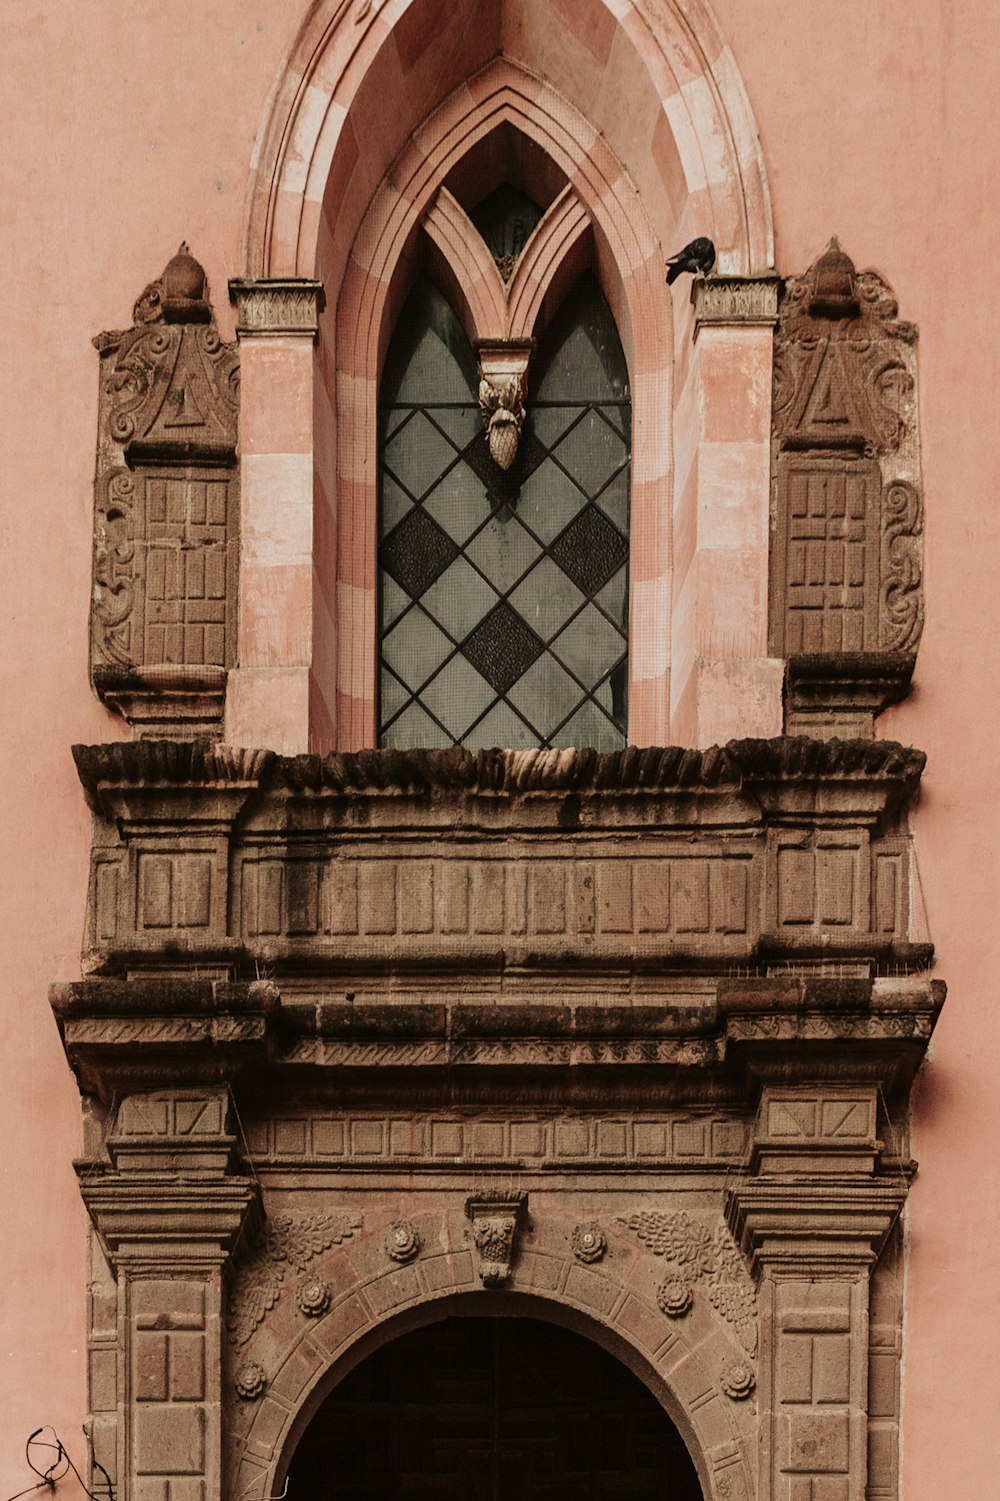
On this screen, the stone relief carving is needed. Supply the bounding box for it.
[385,1221,422,1263]
[719,1359,756,1401]
[295,1275,332,1317]
[618,1210,757,1354]
[234,1360,268,1401]
[771,239,924,666]
[91,244,239,736]
[571,1223,607,1263]
[465,1189,528,1286]
[228,1212,360,1347]
[657,1277,694,1317]
[478,376,526,470]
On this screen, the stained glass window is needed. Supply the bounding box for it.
[378,271,630,750]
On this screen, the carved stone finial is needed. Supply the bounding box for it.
[808,237,860,318]
[161,243,211,323]
[465,1189,528,1286]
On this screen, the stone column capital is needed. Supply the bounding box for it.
[229,276,326,338]
[727,1179,905,1278]
[692,273,781,333]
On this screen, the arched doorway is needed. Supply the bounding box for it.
[286,1315,704,1500]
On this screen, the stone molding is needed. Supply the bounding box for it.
[692,274,781,331]
[784,652,915,739]
[228,278,325,338]
[70,737,929,985]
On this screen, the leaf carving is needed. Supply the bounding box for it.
[618,1210,757,1353]
[229,1211,361,1347]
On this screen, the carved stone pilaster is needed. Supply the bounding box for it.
[692,274,781,332]
[465,1189,528,1286]
[228,278,325,339]
[80,1088,258,1501]
[92,246,240,738]
[728,1083,907,1501]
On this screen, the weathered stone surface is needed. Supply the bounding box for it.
[91,247,239,738]
[770,243,924,709]
[71,738,927,984]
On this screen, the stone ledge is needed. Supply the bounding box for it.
[692,274,781,331]
[785,653,916,740]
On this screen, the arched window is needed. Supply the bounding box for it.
[378,246,630,751]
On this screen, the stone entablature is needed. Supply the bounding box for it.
[72,739,927,984]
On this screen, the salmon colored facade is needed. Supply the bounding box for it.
[2,2,997,1497]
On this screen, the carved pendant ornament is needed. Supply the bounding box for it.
[478,375,526,470]
[465,1189,528,1286]
[618,1209,757,1355]
[771,239,924,658]
[228,1211,360,1346]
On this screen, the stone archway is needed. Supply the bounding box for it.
[228,1213,756,1501]
[285,1313,705,1499]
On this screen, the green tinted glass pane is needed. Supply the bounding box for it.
[420,656,496,740]
[465,514,542,593]
[464,698,537,750]
[509,556,586,640]
[420,557,499,640]
[381,281,478,403]
[550,604,626,682]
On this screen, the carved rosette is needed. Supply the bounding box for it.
[618,1210,757,1354]
[385,1221,422,1264]
[719,1359,756,1401]
[91,244,240,737]
[572,1223,607,1264]
[228,1211,360,1346]
[771,239,924,682]
[657,1278,694,1318]
[465,1190,528,1287]
[295,1275,332,1318]
[234,1360,268,1401]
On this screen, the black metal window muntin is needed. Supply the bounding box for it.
[378,274,630,751]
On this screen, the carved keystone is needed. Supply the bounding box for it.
[465,1189,528,1287]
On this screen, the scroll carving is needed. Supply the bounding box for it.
[771,240,924,664]
[228,1211,360,1346]
[92,245,239,736]
[618,1209,757,1354]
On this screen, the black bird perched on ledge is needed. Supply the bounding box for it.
[665,236,716,284]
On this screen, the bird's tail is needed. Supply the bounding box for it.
[666,262,683,286]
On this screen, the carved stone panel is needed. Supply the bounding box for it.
[92,245,239,737]
[771,242,924,731]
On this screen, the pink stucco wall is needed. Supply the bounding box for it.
[1,1,997,1493]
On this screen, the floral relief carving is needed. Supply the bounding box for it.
[295,1275,332,1317]
[385,1221,422,1263]
[719,1359,756,1401]
[571,1223,607,1264]
[228,1211,360,1347]
[234,1360,268,1400]
[657,1278,694,1318]
[618,1210,757,1354]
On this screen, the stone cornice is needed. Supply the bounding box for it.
[228,277,325,338]
[71,736,924,808]
[51,976,943,1107]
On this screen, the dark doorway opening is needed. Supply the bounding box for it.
[287,1315,704,1500]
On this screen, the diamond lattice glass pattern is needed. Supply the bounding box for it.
[378,273,630,749]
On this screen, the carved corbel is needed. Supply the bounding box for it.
[465,1189,528,1286]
